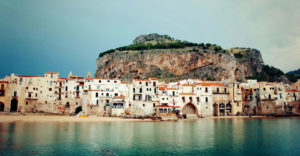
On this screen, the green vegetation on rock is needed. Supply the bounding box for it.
[247,65,284,82]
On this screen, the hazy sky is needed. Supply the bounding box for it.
[0,0,299,78]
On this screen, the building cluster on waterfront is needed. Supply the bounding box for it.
[0,72,300,119]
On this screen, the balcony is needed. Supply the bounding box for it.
[55,92,64,94]
[26,97,38,100]
[213,91,229,94]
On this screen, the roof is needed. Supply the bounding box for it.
[195,83,225,87]
[18,75,43,78]
[149,78,158,80]
[121,81,130,84]
[181,84,195,87]
[58,78,68,80]
[166,88,178,90]
[179,93,195,95]
[156,105,180,108]
[134,79,149,82]
[0,81,8,83]
[285,89,300,93]
[83,89,100,92]
[69,76,84,79]
[159,87,166,91]
[85,78,95,80]
[113,95,126,99]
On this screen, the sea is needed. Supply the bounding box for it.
[0,118,300,156]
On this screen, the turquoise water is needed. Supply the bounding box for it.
[0,118,300,156]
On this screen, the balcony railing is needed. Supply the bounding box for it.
[26,97,38,100]
[212,91,229,94]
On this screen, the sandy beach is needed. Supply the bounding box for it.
[0,114,274,123]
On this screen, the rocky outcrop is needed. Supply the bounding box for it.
[95,34,264,82]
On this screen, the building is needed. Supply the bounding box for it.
[0,72,299,118]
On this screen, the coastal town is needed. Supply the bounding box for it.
[0,72,300,120]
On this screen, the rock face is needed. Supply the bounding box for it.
[95,34,264,82]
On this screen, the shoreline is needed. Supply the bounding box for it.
[0,114,296,123]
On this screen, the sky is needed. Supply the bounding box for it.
[0,0,299,78]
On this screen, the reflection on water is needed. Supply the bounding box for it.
[0,118,300,155]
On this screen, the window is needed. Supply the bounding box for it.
[96,93,98,97]
[139,82,142,85]
[114,81,117,83]
[49,88,52,91]
[143,104,145,107]
[140,88,142,93]
[106,93,109,97]
[65,86,68,91]
[153,103,155,107]
[197,97,200,102]
[224,88,227,93]
[146,82,148,86]
[205,97,208,102]
[28,93,31,98]
[153,82,156,86]
[99,80,101,83]
[133,88,135,93]
[205,87,208,93]
[217,88,219,93]
[66,102,70,108]
[114,93,118,96]
[182,97,185,102]
[35,93,37,97]
[107,80,110,82]
[237,103,239,107]
[189,97,193,102]
[1,84,4,90]
[280,93,282,99]
[0,90,4,96]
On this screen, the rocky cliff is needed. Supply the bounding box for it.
[95,33,264,82]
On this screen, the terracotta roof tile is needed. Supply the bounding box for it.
[179,93,195,95]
